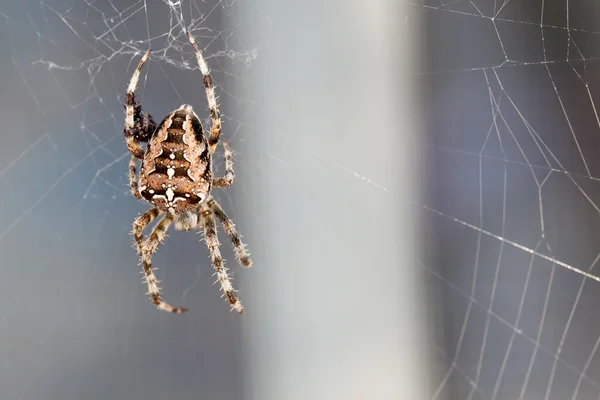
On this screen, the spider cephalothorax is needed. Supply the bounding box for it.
[123,32,252,314]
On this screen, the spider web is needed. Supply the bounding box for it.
[415,1,600,399]
[1,0,600,399]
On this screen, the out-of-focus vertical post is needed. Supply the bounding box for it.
[238,1,433,399]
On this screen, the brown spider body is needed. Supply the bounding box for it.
[122,32,252,314]
[138,105,212,214]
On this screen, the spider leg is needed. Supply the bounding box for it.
[187,32,222,155]
[124,50,157,159]
[137,212,188,313]
[132,207,162,255]
[208,197,252,268]
[128,154,143,199]
[201,205,244,313]
[212,142,234,188]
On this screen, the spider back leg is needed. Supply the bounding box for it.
[133,207,161,255]
[201,205,244,313]
[134,210,188,313]
[208,197,252,267]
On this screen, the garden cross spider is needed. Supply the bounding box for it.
[124,32,252,314]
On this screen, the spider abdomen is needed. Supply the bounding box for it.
[138,105,212,214]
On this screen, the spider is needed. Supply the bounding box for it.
[124,32,252,314]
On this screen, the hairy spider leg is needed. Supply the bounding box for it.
[187,32,222,156]
[201,204,244,313]
[212,142,235,188]
[208,197,252,268]
[124,50,157,197]
[133,210,188,313]
[124,49,152,158]
[132,207,161,255]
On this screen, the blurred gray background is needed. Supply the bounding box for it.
[4,0,600,400]
[0,0,422,399]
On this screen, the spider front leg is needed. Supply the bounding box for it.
[187,32,222,155]
[212,142,234,188]
[201,205,244,313]
[124,50,156,157]
[134,211,188,313]
[124,50,157,198]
